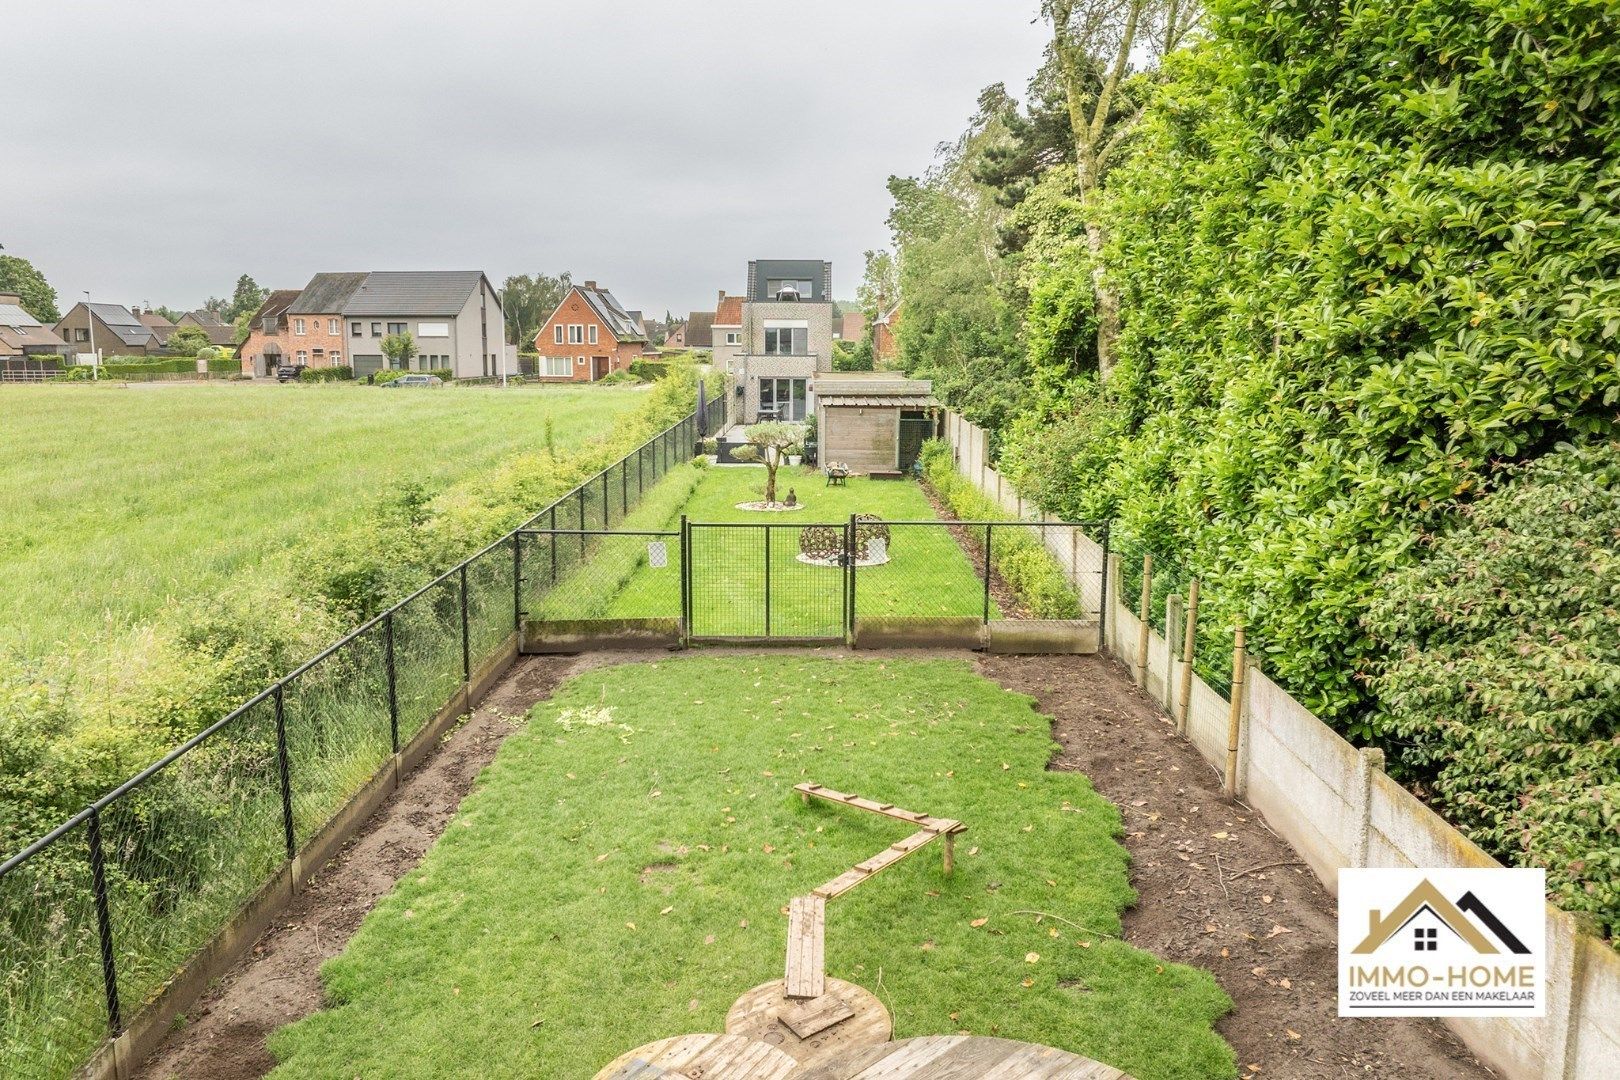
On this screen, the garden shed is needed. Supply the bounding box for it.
[811,373,940,476]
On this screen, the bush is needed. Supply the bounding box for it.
[298,366,354,383]
[429,368,453,382]
[918,440,1078,618]
[628,358,671,382]
[598,370,639,385]
[1365,442,1620,935]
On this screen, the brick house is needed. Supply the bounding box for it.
[711,291,744,370]
[533,281,649,381]
[238,273,366,377]
[873,301,901,363]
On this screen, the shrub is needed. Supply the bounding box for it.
[628,358,671,382]
[598,370,639,385]
[918,440,1078,618]
[1365,442,1620,935]
[298,366,354,383]
[428,368,453,382]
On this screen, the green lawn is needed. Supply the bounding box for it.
[269,656,1235,1079]
[0,382,642,651]
[528,465,996,635]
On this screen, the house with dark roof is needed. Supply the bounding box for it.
[237,288,317,377]
[727,259,835,424]
[677,310,714,350]
[174,310,239,349]
[134,308,177,347]
[0,294,74,359]
[533,280,650,381]
[52,302,159,357]
[343,271,505,379]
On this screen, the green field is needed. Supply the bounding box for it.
[269,656,1235,1079]
[528,466,997,635]
[0,382,642,651]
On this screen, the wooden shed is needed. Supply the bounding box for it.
[811,374,941,477]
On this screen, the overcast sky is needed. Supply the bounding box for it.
[6,1,1047,320]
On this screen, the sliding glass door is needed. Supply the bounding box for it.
[759,378,807,421]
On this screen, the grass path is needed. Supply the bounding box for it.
[268,656,1235,1079]
[0,382,641,650]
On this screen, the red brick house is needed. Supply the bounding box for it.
[873,301,902,364]
[534,281,649,381]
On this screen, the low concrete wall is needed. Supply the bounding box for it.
[853,617,984,650]
[941,410,1619,1080]
[92,631,523,1080]
[523,618,682,652]
[985,619,1098,655]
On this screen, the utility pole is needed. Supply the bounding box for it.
[83,290,99,380]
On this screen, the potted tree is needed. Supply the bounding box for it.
[731,421,804,510]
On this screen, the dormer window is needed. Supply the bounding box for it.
[776,284,801,301]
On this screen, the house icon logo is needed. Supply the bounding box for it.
[1351,877,1530,956]
[1338,867,1544,1018]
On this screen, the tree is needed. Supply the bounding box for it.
[155,305,186,324]
[381,331,417,371]
[500,271,572,348]
[1044,0,1200,376]
[165,325,212,356]
[227,275,267,322]
[857,249,900,321]
[0,254,60,322]
[731,422,803,506]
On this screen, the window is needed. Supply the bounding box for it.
[418,322,449,338]
[567,324,585,344]
[554,324,564,344]
[764,326,807,355]
[295,350,308,365]
[418,354,427,366]
[351,322,363,337]
[328,318,340,335]
[74,328,90,342]
[331,351,342,363]
[588,324,598,345]
[1414,927,1438,952]
[544,356,571,376]
[294,318,306,335]
[371,322,382,337]
[759,378,807,421]
[387,322,406,336]
[725,331,740,345]
[767,278,814,300]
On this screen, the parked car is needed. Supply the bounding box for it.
[383,374,443,388]
[275,364,305,383]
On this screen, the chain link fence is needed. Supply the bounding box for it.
[0,402,716,1079]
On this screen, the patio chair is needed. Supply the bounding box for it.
[825,461,848,486]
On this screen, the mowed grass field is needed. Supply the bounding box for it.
[0,382,643,650]
[269,656,1235,1079]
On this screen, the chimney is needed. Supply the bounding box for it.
[584,280,598,291]
[0,292,22,306]
[718,289,726,305]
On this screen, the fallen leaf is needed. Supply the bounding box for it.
[703,934,716,945]
[660,906,674,916]
[1078,941,1092,949]
[762,844,775,854]
[625,922,636,931]
[1021,977,1035,988]
[1213,831,1230,840]
[1285,1029,1302,1041]
[968,847,980,857]
[1025,952,1040,964]
[1265,924,1293,938]
[970,918,988,928]
[1204,924,1219,934]
[739,919,749,929]
[1279,977,1292,989]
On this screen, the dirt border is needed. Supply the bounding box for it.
[976,652,1494,1080]
[137,648,1496,1080]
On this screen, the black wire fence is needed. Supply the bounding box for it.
[1107,529,1241,697]
[0,398,722,1080]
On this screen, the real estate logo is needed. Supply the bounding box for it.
[1338,868,1545,1017]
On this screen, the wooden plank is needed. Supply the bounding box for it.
[780,993,856,1038]
[813,869,870,901]
[795,783,932,827]
[785,895,825,999]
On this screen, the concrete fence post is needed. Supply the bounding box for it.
[1163,593,1183,713]
[1349,747,1385,868]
